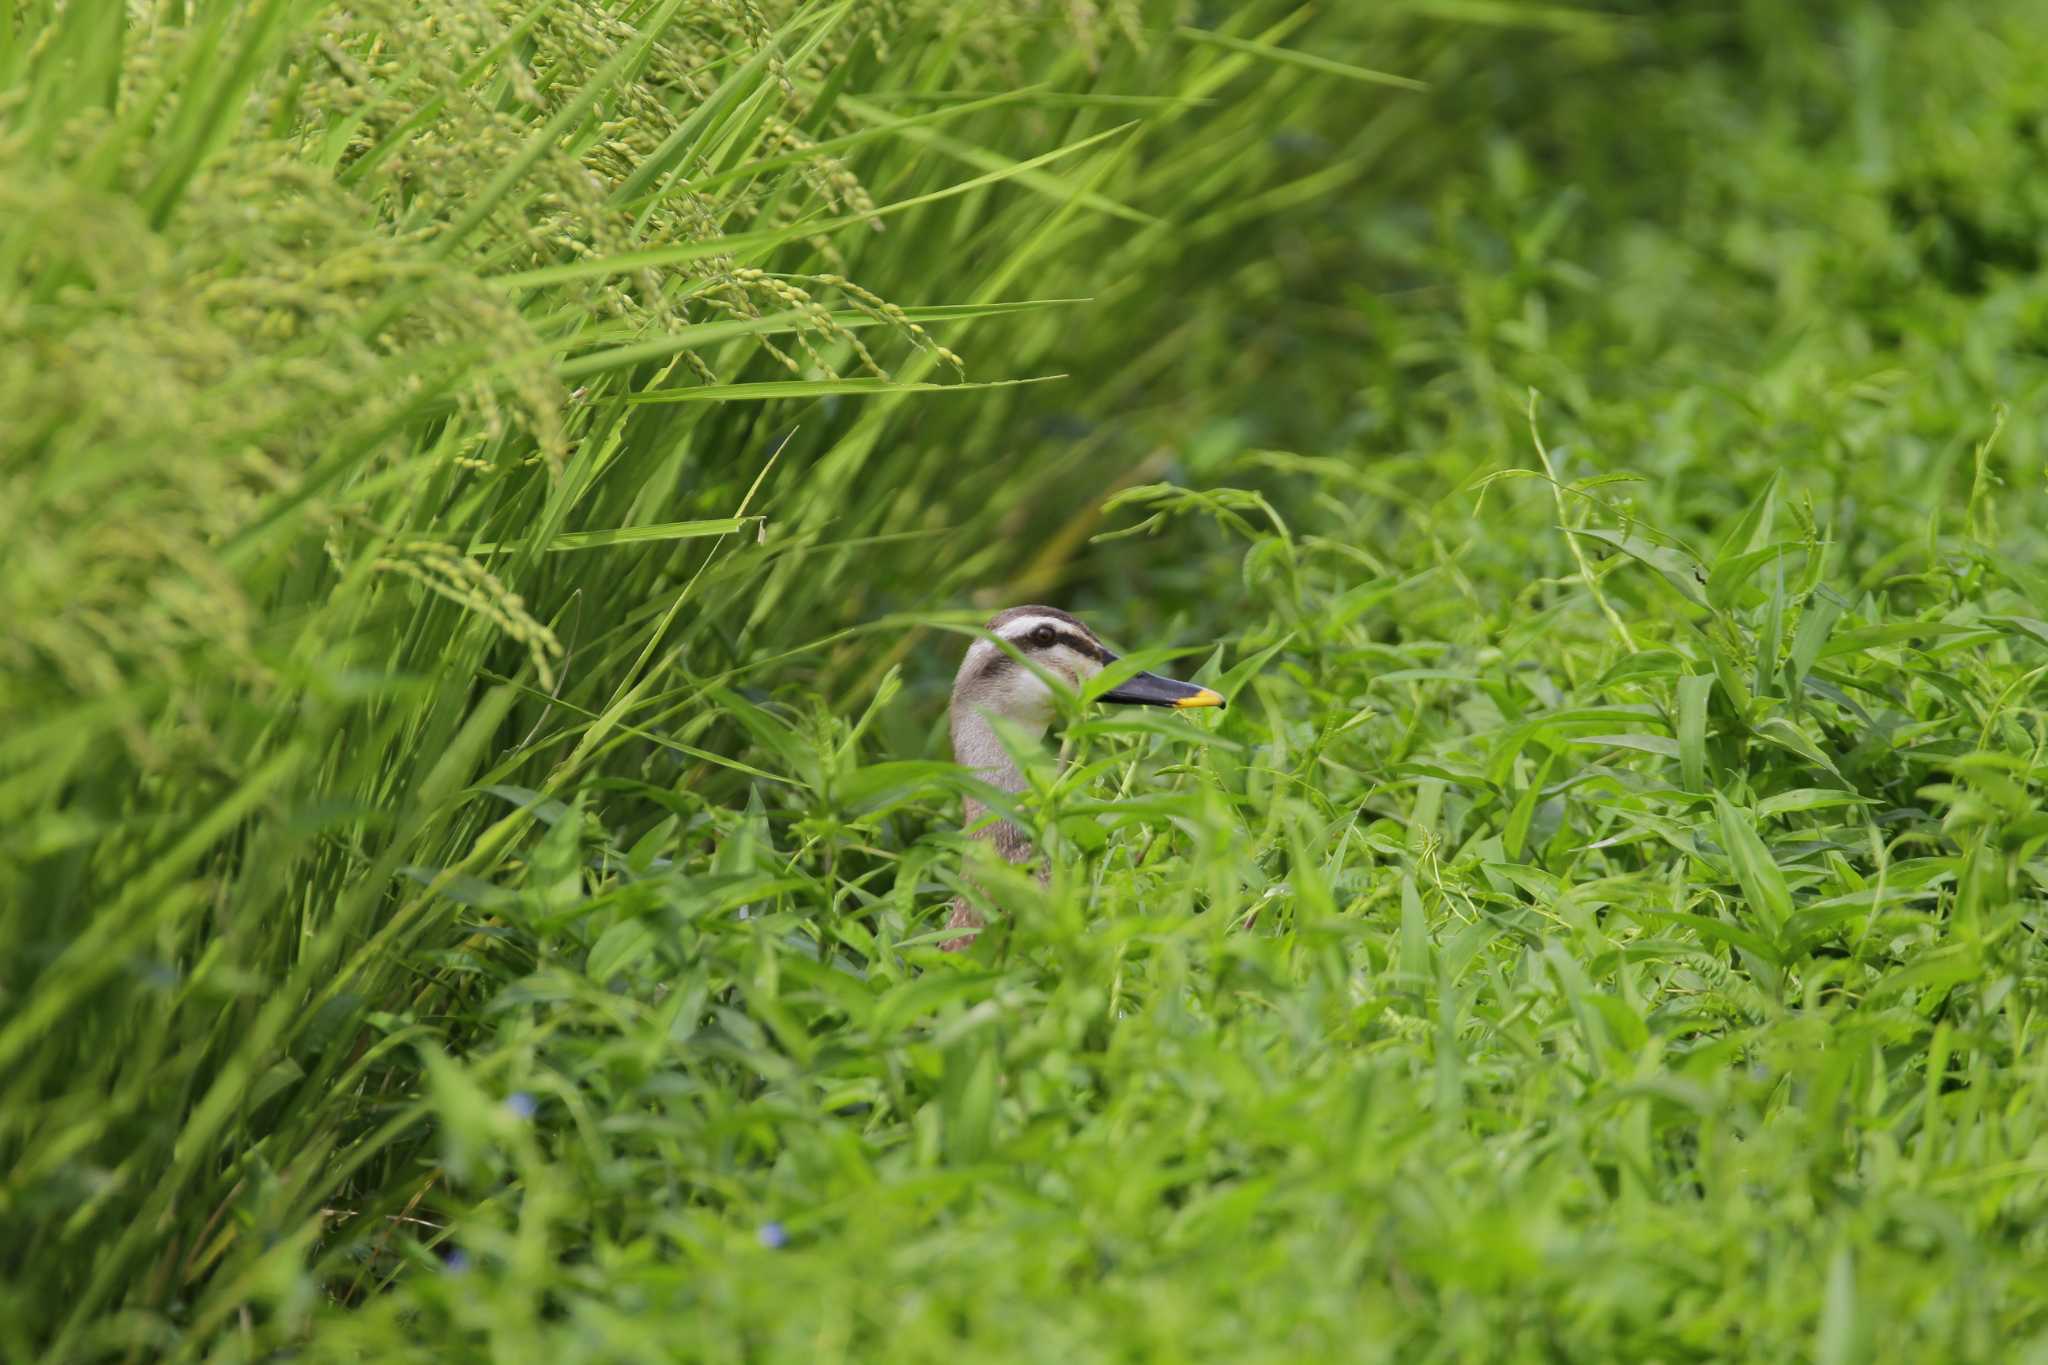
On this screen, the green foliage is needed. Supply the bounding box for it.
[5,0,2048,1360]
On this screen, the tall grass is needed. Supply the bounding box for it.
[4,0,1448,1353]
[6,0,2048,1360]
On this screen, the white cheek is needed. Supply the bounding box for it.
[998,668,1056,720]
[1062,648,1105,685]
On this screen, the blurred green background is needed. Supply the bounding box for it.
[6,1,2048,1359]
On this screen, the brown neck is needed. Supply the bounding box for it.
[950,703,1043,865]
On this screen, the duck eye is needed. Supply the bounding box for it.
[1031,625,1057,648]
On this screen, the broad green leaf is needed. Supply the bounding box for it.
[1677,673,1713,793]
[1714,793,1793,938]
[586,920,656,982]
[1574,526,1708,604]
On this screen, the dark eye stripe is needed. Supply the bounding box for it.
[999,628,1111,662]
[1053,631,1113,662]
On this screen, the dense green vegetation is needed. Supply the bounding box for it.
[7,0,2048,1358]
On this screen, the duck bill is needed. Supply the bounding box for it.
[1098,670,1225,710]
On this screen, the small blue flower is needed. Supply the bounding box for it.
[442,1248,472,1275]
[504,1092,537,1120]
[757,1221,788,1250]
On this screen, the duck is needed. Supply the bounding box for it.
[942,605,1224,951]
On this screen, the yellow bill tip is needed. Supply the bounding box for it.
[1173,688,1226,710]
